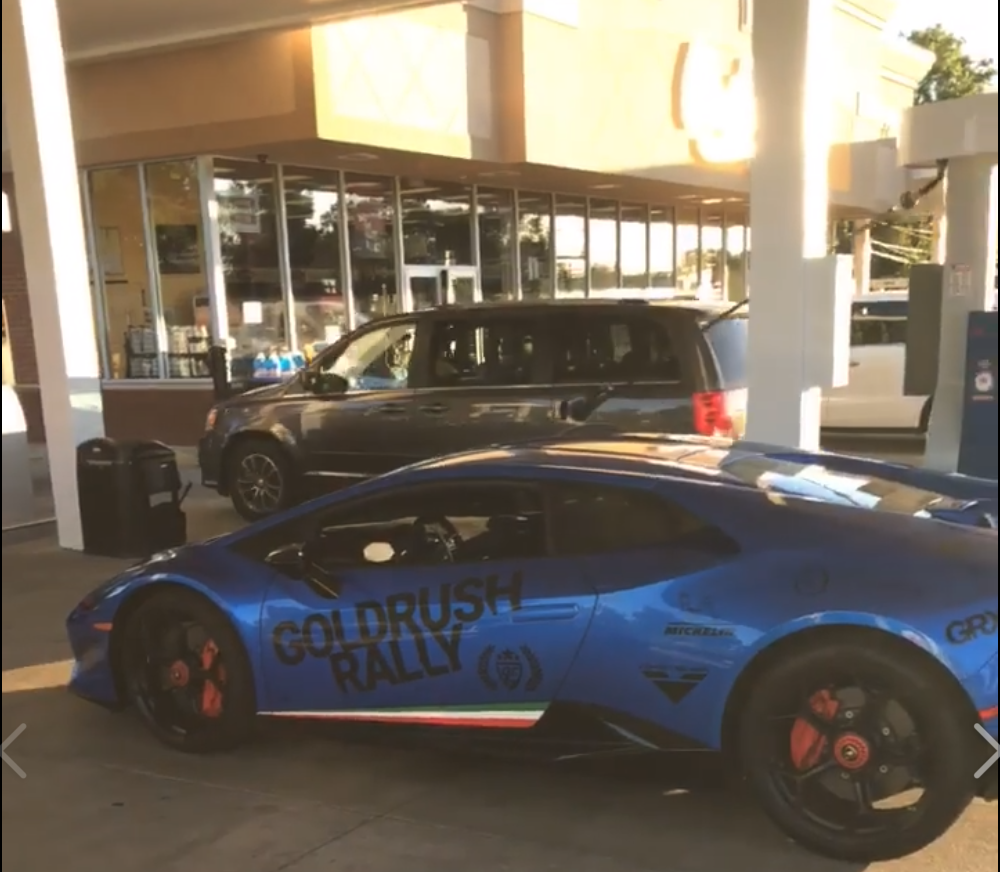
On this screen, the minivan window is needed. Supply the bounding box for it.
[427,317,535,387]
[321,321,415,390]
[550,314,680,383]
[703,316,747,388]
[851,317,906,346]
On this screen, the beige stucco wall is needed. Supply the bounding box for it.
[2,0,930,211]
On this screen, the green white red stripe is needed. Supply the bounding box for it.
[260,703,546,728]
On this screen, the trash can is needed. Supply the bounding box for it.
[77,438,187,557]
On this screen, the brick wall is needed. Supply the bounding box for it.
[1,172,46,440]
[1,173,39,387]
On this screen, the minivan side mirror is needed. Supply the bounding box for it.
[559,397,590,422]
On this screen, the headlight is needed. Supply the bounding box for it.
[205,408,218,430]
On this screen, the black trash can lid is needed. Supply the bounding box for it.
[77,437,128,462]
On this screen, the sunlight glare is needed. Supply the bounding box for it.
[2,659,73,693]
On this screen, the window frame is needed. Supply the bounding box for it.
[229,478,554,568]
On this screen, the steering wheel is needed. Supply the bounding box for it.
[412,515,462,561]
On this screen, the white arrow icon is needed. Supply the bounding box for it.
[974,724,999,779]
[1,724,26,778]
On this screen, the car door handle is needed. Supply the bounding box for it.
[512,604,579,622]
[419,403,448,414]
[377,403,407,415]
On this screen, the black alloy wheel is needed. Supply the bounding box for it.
[228,438,293,521]
[119,589,254,752]
[739,637,978,862]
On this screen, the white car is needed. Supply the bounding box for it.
[822,292,931,432]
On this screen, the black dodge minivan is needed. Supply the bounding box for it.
[199,298,748,519]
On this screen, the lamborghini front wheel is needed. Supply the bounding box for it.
[119,588,256,752]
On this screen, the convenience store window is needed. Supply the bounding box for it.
[87,159,210,379]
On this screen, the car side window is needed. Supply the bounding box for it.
[851,301,907,347]
[548,482,728,556]
[426,317,535,387]
[318,320,416,391]
[550,314,680,383]
[850,317,906,346]
[233,483,547,571]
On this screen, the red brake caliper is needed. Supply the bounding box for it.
[790,689,839,770]
[199,640,224,718]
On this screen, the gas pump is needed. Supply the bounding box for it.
[957,311,997,479]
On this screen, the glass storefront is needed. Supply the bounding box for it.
[588,200,618,292]
[345,173,397,322]
[620,204,648,289]
[81,156,749,380]
[214,159,286,373]
[517,192,553,300]
[701,212,725,297]
[89,165,160,378]
[477,188,516,301]
[649,206,675,289]
[554,195,586,297]
[283,166,346,356]
[146,160,211,377]
[400,180,472,266]
[725,217,748,301]
[675,206,701,292]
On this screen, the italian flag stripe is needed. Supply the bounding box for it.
[260,703,546,729]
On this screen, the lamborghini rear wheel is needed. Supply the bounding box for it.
[119,588,255,752]
[738,636,978,862]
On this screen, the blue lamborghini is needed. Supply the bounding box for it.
[66,435,997,863]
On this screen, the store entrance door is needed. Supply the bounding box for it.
[403,266,481,311]
[404,266,442,311]
[443,266,480,305]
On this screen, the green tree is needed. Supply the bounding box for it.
[908,25,996,103]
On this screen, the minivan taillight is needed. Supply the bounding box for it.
[693,391,734,436]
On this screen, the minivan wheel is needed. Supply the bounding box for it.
[227,438,294,521]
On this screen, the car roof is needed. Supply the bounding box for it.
[371,297,736,322]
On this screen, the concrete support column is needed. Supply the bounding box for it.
[853,223,871,295]
[2,0,104,549]
[745,0,832,448]
[924,155,998,471]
